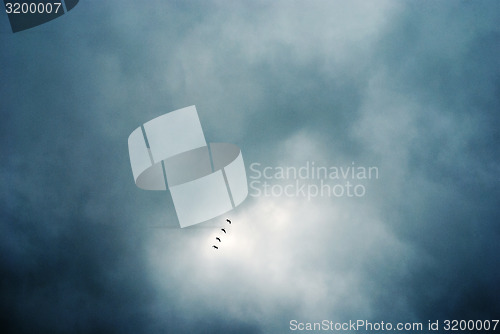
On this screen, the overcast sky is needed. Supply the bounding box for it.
[1,1,499,333]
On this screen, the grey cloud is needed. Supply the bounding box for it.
[1,1,499,333]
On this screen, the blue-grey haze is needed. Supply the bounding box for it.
[1,1,499,333]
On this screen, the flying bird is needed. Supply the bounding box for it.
[221,228,226,234]
[226,219,231,224]
[216,237,221,242]
[212,245,218,249]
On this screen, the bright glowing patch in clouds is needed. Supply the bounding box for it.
[146,180,411,326]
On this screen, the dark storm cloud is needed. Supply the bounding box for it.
[1,1,499,333]
[359,2,500,322]
[0,4,179,333]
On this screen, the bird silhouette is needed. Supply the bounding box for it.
[221,228,226,234]
[216,237,221,242]
[226,219,231,224]
[212,245,218,249]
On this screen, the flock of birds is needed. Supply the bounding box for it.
[212,219,231,250]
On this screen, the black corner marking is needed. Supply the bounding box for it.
[64,0,78,11]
